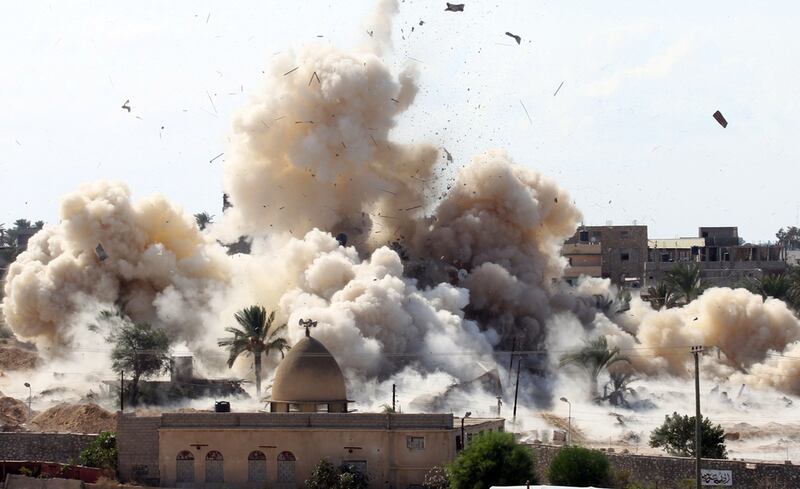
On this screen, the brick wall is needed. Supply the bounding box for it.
[0,433,97,463]
[116,414,161,485]
[530,444,800,489]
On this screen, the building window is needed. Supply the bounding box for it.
[205,450,224,483]
[316,403,329,412]
[579,230,588,242]
[248,451,267,482]
[590,231,601,242]
[288,403,301,412]
[620,252,630,261]
[176,451,194,483]
[406,436,425,450]
[277,451,296,484]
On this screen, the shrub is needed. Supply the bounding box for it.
[80,431,118,470]
[548,446,611,487]
[448,431,534,489]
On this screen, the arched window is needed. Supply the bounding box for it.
[277,451,296,484]
[248,451,267,482]
[205,450,224,483]
[176,451,194,483]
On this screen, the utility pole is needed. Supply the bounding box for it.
[507,337,517,384]
[120,370,124,412]
[512,356,522,429]
[392,384,396,413]
[496,396,502,417]
[691,345,704,489]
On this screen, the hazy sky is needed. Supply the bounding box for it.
[1,1,798,242]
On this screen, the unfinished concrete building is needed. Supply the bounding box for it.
[565,225,648,287]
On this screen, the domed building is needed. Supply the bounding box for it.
[269,330,350,413]
[117,326,504,489]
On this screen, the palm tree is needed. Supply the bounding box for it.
[664,263,704,304]
[559,336,630,400]
[745,273,792,302]
[603,371,637,408]
[194,212,214,231]
[647,282,678,310]
[217,306,290,397]
[34,220,44,229]
[13,219,31,230]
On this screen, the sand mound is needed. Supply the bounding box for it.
[0,346,38,370]
[0,396,31,427]
[30,403,115,433]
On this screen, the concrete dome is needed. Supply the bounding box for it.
[271,336,348,402]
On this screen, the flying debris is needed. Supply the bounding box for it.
[553,81,564,97]
[445,3,465,12]
[94,244,108,261]
[335,233,348,247]
[505,32,521,45]
[442,147,453,163]
[210,152,224,164]
[121,100,131,112]
[713,110,728,128]
[283,66,299,76]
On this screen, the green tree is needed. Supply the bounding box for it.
[79,431,118,470]
[744,274,793,302]
[13,219,31,230]
[548,445,611,487]
[217,305,290,397]
[448,431,534,489]
[306,459,340,489]
[560,336,630,399]
[647,282,678,310]
[789,266,800,308]
[649,412,727,459]
[776,226,800,250]
[34,220,44,229]
[106,318,171,405]
[602,371,637,408]
[664,263,704,304]
[194,212,214,231]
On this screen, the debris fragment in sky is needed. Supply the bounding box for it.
[308,71,321,86]
[95,244,108,261]
[442,147,453,163]
[121,100,131,112]
[210,152,224,164]
[553,81,564,97]
[367,30,374,37]
[283,66,299,76]
[505,32,521,44]
[445,3,465,12]
[520,100,532,124]
[713,110,728,128]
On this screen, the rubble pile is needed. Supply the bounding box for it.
[30,403,115,433]
[0,396,30,428]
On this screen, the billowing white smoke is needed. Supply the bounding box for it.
[4,0,800,417]
[2,181,231,350]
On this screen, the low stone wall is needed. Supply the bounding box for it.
[530,444,800,489]
[0,433,97,463]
